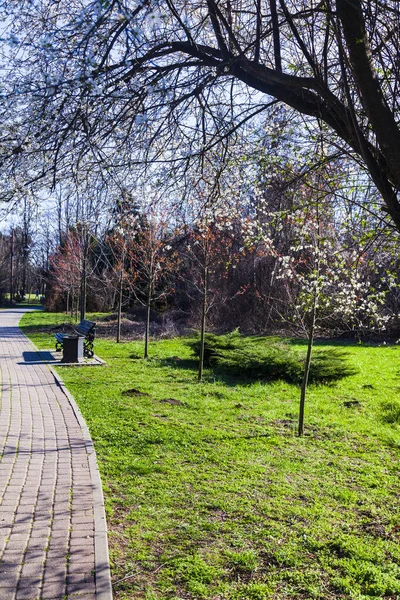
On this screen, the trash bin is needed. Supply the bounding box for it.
[62,335,84,363]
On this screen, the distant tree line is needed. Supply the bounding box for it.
[40,171,400,341]
[0,228,41,304]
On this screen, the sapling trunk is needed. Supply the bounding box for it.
[116,272,123,343]
[198,264,208,382]
[9,228,14,306]
[298,284,318,437]
[298,324,315,436]
[80,231,88,322]
[80,269,87,321]
[144,267,152,359]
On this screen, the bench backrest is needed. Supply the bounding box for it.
[76,320,96,337]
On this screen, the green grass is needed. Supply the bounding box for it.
[20,312,400,599]
[2,292,41,301]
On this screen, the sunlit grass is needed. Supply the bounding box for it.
[20,311,400,599]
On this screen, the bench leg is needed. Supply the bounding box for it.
[84,339,94,358]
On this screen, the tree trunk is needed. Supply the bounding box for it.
[298,287,318,437]
[117,272,123,343]
[144,271,152,359]
[22,250,27,298]
[80,232,88,322]
[9,228,14,306]
[198,264,208,383]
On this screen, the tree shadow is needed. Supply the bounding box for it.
[14,303,43,309]
[160,356,198,371]
[287,336,398,348]
[158,356,260,388]
[20,323,72,334]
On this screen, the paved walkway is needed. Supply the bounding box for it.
[0,309,112,600]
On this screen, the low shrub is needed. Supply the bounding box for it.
[188,331,357,384]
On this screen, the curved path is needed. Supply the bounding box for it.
[0,309,112,600]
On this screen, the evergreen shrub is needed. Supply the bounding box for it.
[188,331,357,384]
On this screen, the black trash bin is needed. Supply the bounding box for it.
[62,335,84,363]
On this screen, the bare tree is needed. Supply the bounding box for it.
[127,208,178,359]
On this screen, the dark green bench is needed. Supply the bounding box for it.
[55,319,96,358]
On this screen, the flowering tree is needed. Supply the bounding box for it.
[111,196,179,358]
[254,171,395,436]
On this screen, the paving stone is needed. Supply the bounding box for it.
[45,548,68,563]
[18,496,37,505]
[29,526,51,538]
[67,560,95,575]
[0,506,16,516]
[0,570,20,587]
[70,516,94,526]
[48,529,70,541]
[70,529,94,546]
[0,551,24,566]
[5,540,28,554]
[67,581,96,594]
[16,575,42,587]
[41,579,67,599]
[14,507,35,517]
[0,587,17,600]
[19,562,45,579]
[67,573,95,585]
[51,518,70,530]
[43,562,68,582]
[15,588,41,600]
[7,533,29,544]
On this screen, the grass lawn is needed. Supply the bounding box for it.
[2,292,41,302]
[20,312,400,600]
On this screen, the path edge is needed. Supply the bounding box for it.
[49,365,113,600]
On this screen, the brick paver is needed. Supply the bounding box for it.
[0,309,112,599]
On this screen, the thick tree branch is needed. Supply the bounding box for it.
[337,0,400,190]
